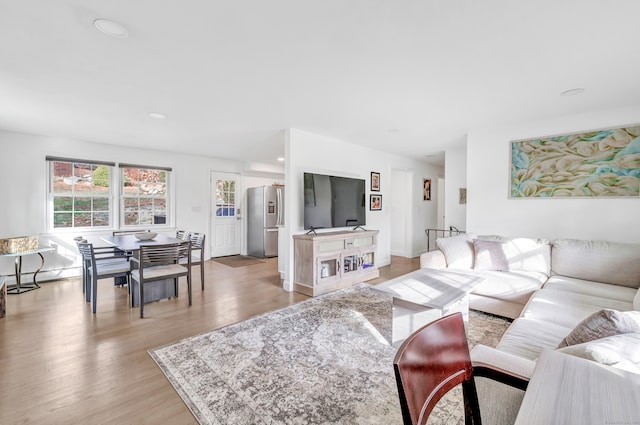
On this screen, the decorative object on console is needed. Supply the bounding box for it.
[371,171,380,191]
[510,125,640,198]
[134,232,158,241]
[0,235,38,254]
[370,194,382,211]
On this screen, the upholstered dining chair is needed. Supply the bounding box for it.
[130,241,191,318]
[77,242,132,314]
[393,312,529,425]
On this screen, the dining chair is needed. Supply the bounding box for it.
[393,312,528,425]
[77,242,132,314]
[75,237,130,299]
[130,241,191,318]
[186,232,206,290]
[176,230,190,240]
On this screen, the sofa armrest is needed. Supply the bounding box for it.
[470,344,534,425]
[471,344,536,379]
[420,250,447,269]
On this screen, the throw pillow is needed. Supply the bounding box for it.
[557,333,640,374]
[436,233,476,269]
[557,309,640,348]
[473,239,509,271]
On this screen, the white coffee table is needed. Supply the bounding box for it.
[373,268,485,346]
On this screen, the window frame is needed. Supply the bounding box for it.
[46,157,174,233]
[46,157,116,231]
[119,163,172,228]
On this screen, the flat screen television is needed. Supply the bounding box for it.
[303,172,366,230]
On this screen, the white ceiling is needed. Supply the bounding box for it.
[1,1,639,166]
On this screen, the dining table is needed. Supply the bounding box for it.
[100,233,185,306]
[100,233,183,252]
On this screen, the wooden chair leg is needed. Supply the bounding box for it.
[139,280,144,318]
[86,269,92,303]
[92,276,98,314]
[200,264,204,290]
[188,274,192,306]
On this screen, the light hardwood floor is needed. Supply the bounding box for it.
[0,256,419,425]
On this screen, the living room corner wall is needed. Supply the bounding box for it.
[282,128,440,290]
[466,106,640,243]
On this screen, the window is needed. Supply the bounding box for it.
[215,179,236,217]
[121,164,171,226]
[47,157,114,229]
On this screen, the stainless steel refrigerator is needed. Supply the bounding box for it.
[247,185,284,258]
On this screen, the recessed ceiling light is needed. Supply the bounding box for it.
[277,157,285,162]
[149,113,167,120]
[93,18,129,38]
[560,88,585,96]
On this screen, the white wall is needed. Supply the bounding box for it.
[444,146,467,231]
[390,169,409,256]
[467,106,640,243]
[0,129,269,283]
[282,128,441,290]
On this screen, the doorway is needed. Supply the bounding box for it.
[210,171,241,257]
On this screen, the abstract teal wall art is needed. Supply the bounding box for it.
[510,126,640,198]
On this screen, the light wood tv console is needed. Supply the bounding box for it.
[293,230,379,296]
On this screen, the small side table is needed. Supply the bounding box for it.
[1,247,55,294]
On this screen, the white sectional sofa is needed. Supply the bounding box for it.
[420,234,640,424]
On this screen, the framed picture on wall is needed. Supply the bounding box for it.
[423,179,431,201]
[370,172,380,191]
[370,194,382,210]
[510,124,640,198]
[459,188,467,204]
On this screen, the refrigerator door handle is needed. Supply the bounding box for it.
[276,186,284,226]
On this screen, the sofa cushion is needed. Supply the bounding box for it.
[472,270,547,305]
[478,235,551,275]
[552,239,640,288]
[557,309,640,348]
[436,233,476,269]
[522,288,634,329]
[544,275,639,303]
[496,317,571,360]
[473,240,509,271]
[557,333,640,374]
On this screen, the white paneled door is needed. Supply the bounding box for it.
[210,172,241,257]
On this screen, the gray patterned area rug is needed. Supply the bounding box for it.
[149,284,510,425]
